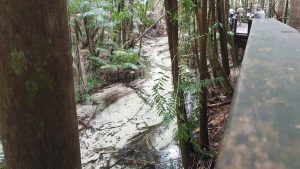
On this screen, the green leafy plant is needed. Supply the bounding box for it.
[152,65,223,150]
[112,50,139,64]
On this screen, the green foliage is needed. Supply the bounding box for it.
[112,50,139,64]
[112,8,132,23]
[0,163,5,169]
[75,73,102,103]
[133,1,153,25]
[175,123,191,142]
[89,56,108,67]
[88,49,141,72]
[86,74,101,93]
[152,65,223,147]
[179,0,196,32]
[153,74,176,126]
[180,0,196,11]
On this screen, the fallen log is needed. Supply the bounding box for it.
[123,13,166,48]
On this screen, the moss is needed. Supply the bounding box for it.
[10,49,27,75]
[26,81,39,97]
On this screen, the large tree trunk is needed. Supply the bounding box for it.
[164,0,193,168]
[290,0,300,30]
[0,1,82,169]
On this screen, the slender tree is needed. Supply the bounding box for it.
[195,0,210,150]
[278,0,286,18]
[217,0,231,77]
[268,0,275,18]
[290,0,300,30]
[0,0,82,168]
[120,0,127,45]
[164,0,193,168]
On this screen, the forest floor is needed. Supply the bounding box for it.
[76,34,239,168]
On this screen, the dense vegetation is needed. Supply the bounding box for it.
[67,0,164,102]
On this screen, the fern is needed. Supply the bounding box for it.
[175,123,191,143]
[121,63,139,70]
[89,56,108,67]
[112,50,140,64]
[152,65,223,145]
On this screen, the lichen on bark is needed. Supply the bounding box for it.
[10,49,27,75]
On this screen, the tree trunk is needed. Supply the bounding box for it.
[207,36,233,94]
[278,0,286,18]
[217,0,231,77]
[164,0,193,168]
[261,0,265,9]
[120,0,127,45]
[269,0,275,18]
[290,0,300,30]
[208,0,233,94]
[75,17,87,95]
[208,0,219,79]
[127,0,135,48]
[0,1,82,169]
[195,0,210,150]
[117,2,123,46]
[83,17,96,55]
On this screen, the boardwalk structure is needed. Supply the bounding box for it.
[216,19,300,169]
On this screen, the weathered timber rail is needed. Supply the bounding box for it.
[216,19,300,169]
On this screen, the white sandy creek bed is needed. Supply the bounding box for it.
[77,36,181,169]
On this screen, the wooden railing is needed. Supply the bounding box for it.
[216,19,300,169]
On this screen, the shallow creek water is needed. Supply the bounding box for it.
[0,142,3,164]
[78,36,181,169]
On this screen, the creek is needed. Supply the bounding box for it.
[78,35,182,169]
[0,142,3,164]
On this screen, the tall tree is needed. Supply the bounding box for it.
[195,0,210,150]
[164,0,193,168]
[278,0,286,18]
[268,0,275,18]
[290,0,300,30]
[217,0,230,77]
[0,0,82,169]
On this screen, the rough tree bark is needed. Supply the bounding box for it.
[278,0,286,18]
[195,0,210,150]
[208,0,233,95]
[75,17,87,95]
[290,0,300,30]
[217,0,230,77]
[0,0,82,169]
[164,0,193,168]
